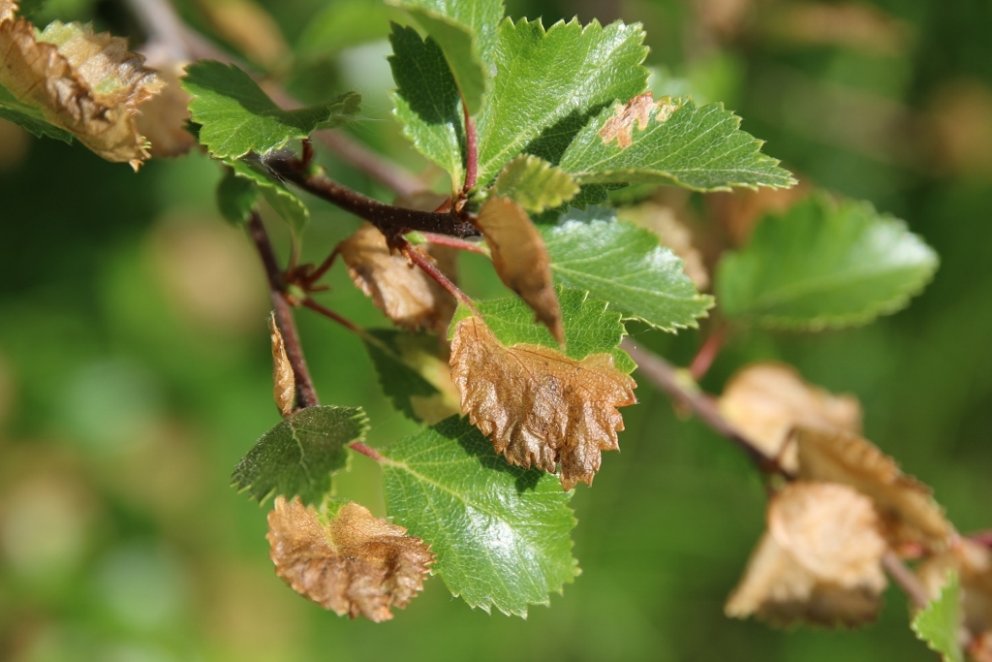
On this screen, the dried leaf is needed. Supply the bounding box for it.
[340,224,455,334]
[793,426,954,549]
[268,312,295,417]
[598,92,682,149]
[449,315,636,489]
[719,363,861,472]
[726,482,887,627]
[475,196,562,343]
[267,497,433,622]
[135,60,194,158]
[918,540,992,645]
[0,1,163,169]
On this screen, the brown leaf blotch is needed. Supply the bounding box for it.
[449,316,636,489]
[474,196,563,343]
[340,224,455,334]
[266,497,433,622]
[599,93,682,149]
[726,482,887,627]
[792,426,954,549]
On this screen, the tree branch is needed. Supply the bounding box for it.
[248,213,318,408]
[266,153,479,238]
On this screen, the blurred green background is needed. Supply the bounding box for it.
[2,0,991,660]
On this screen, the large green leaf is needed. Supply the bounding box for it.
[453,287,634,372]
[558,97,795,191]
[715,196,939,329]
[183,60,360,159]
[475,18,648,184]
[911,572,963,662]
[389,24,465,189]
[492,154,579,212]
[540,207,712,331]
[389,0,503,114]
[381,416,578,616]
[231,406,369,505]
[0,85,73,143]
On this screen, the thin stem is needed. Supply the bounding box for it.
[419,232,488,255]
[689,324,726,381]
[402,243,477,311]
[882,552,930,610]
[350,441,384,463]
[266,154,479,238]
[248,213,318,408]
[304,246,341,287]
[301,298,363,335]
[462,107,478,193]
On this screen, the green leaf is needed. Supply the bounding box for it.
[296,0,394,59]
[715,196,939,329]
[453,287,634,372]
[231,406,369,505]
[476,18,649,184]
[216,168,259,226]
[389,23,465,189]
[492,155,579,212]
[362,329,445,421]
[226,156,309,232]
[183,60,360,159]
[540,207,712,331]
[0,85,73,143]
[911,572,962,662]
[558,96,795,191]
[389,0,503,114]
[381,416,578,616]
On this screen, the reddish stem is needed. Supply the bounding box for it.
[302,298,363,335]
[689,324,726,381]
[304,246,341,287]
[462,107,478,193]
[419,232,488,255]
[350,441,384,463]
[402,242,477,312]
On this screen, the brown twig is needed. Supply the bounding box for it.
[882,552,930,610]
[248,213,318,408]
[301,298,363,335]
[401,242,477,311]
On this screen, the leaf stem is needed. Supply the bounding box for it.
[301,298,363,335]
[462,104,478,193]
[349,441,385,463]
[248,213,319,408]
[418,232,488,255]
[401,242,477,312]
[266,153,479,239]
[688,323,726,381]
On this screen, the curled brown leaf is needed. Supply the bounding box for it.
[449,316,636,489]
[268,312,295,417]
[0,1,163,169]
[726,482,887,627]
[792,426,954,549]
[135,60,195,158]
[340,224,455,334]
[474,196,562,343]
[267,496,433,622]
[719,362,861,473]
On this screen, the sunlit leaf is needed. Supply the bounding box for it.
[912,572,964,662]
[492,155,579,212]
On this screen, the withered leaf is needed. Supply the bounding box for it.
[449,315,636,489]
[726,482,887,627]
[268,312,295,417]
[792,426,954,549]
[598,92,682,149]
[135,59,195,158]
[719,363,861,473]
[267,496,433,622]
[474,196,563,343]
[340,224,455,335]
[0,1,163,169]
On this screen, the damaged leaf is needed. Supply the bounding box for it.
[450,315,636,489]
[267,497,433,622]
[0,1,163,169]
[597,92,681,149]
[269,312,295,416]
[340,224,455,334]
[793,426,954,548]
[726,482,887,627]
[475,196,562,342]
[719,363,861,472]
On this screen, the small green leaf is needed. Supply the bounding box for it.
[715,195,939,329]
[389,0,503,114]
[183,60,360,159]
[216,168,259,226]
[389,23,465,189]
[453,287,634,372]
[492,155,579,212]
[226,156,309,232]
[231,406,369,505]
[541,207,712,331]
[911,572,963,662]
[0,85,73,143]
[559,96,795,191]
[476,18,649,184]
[381,416,579,616]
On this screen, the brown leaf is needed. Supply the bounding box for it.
[449,316,636,489]
[474,196,562,343]
[726,482,887,627]
[135,59,195,158]
[0,1,164,169]
[268,312,295,417]
[340,224,455,334]
[918,539,992,645]
[707,184,809,246]
[599,93,682,149]
[267,497,433,622]
[719,363,861,473]
[793,426,954,549]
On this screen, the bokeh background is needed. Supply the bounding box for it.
[2,0,991,660]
